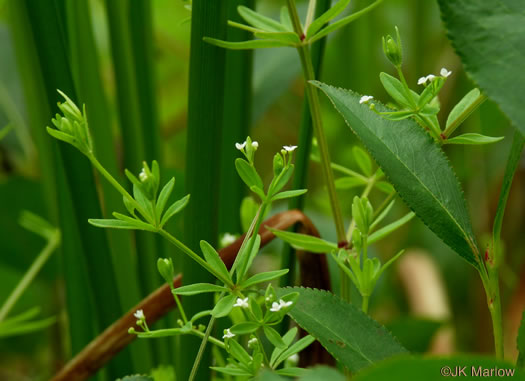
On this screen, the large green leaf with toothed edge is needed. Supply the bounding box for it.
[277,287,407,372]
[313,82,479,267]
[439,0,525,135]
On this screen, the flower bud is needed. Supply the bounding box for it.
[273,153,284,176]
[157,257,175,284]
[382,26,403,67]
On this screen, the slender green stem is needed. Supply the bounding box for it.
[189,315,217,381]
[138,327,225,349]
[396,66,416,108]
[0,232,60,322]
[361,295,369,314]
[172,291,188,324]
[483,268,503,359]
[159,230,233,287]
[287,0,346,243]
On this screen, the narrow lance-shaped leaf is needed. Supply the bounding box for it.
[276,287,407,372]
[313,82,480,267]
[269,228,337,254]
[444,133,503,145]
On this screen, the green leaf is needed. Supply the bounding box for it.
[276,367,308,377]
[335,177,368,190]
[417,78,444,109]
[379,72,417,108]
[242,269,289,289]
[299,367,345,381]
[375,181,395,194]
[160,194,190,227]
[445,88,483,132]
[172,283,226,296]
[353,146,373,176]
[444,133,504,145]
[271,189,307,201]
[230,322,259,335]
[264,326,287,349]
[237,5,288,32]
[227,338,253,365]
[254,31,301,46]
[235,158,264,190]
[204,37,291,50]
[268,165,294,197]
[88,218,155,232]
[212,294,237,317]
[113,213,157,231]
[277,287,407,372]
[518,311,525,368]
[279,6,293,31]
[439,0,525,135]
[306,0,352,39]
[156,178,175,219]
[353,355,521,381]
[368,212,415,244]
[211,366,251,377]
[269,228,337,253]
[270,327,298,366]
[117,376,154,381]
[273,335,316,368]
[0,314,56,338]
[313,82,480,267]
[200,240,231,283]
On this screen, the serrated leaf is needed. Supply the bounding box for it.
[313,82,480,267]
[444,133,504,145]
[439,0,525,135]
[242,269,289,289]
[212,294,237,317]
[235,158,264,190]
[353,146,373,176]
[88,218,155,232]
[172,283,226,296]
[160,194,190,227]
[271,189,307,201]
[353,355,521,381]
[269,227,337,253]
[156,178,175,219]
[277,287,407,372]
[300,367,345,381]
[237,5,288,32]
[200,240,231,283]
[445,89,483,132]
[306,0,352,39]
[204,37,291,50]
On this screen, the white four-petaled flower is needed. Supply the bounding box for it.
[359,95,374,104]
[134,309,145,320]
[283,145,298,152]
[417,74,436,86]
[233,297,249,308]
[270,299,293,312]
[440,67,452,77]
[223,328,235,339]
[235,141,247,150]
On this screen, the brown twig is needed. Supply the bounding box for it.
[52,210,331,381]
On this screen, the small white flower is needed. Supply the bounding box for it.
[134,309,145,320]
[283,145,298,152]
[417,76,427,85]
[440,67,452,77]
[251,141,259,149]
[139,169,147,182]
[426,74,436,82]
[233,297,249,309]
[220,233,236,247]
[288,354,299,363]
[270,301,282,312]
[248,338,258,346]
[359,95,374,104]
[235,141,246,150]
[279,299,293,308]
[223,328,235,339]
[265,296,272,302]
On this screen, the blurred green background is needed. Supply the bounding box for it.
[0,0,522,380]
